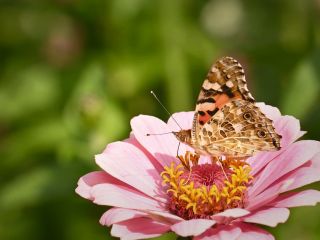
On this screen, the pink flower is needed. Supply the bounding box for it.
[76,103,320,240]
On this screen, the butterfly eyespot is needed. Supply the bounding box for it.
[257,130,267,138]
[243,112,252,120]
[255,123,263,128]
[203,128,208,135]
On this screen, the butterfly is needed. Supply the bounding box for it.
[174,56,281,158]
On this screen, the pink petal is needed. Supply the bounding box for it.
[249,140,320,198]
[310,152,320,171]
[248,116,306,175]
[75,171,125,200]
[236,223,275,240]
[111,217,170,240]
[247,181,285,211]
[167,111,194,132]
[147,210,183,222]
[256,102,282,121]
[131,115,185,167]
[194,225,241,240]
[212,209,250,224]
[270,190,320,208]
[248,150,283,177]
[91,183,164,212]
[248,166,320,210]
[100,208,183,227]
[171,219,216,237]
[102,134,135,152]
[242,207,290,227]
[275,115,305,147]
[214,208,250,218]
[100,208,147,226]
[96,141,166,201]
[274,166,320,193]
[124,134,164,172]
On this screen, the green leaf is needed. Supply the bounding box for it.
[0,167,58,211]
[151,232,178,240]
[0,65,58,122]
[0,119,68,168]
[280,59,319,119]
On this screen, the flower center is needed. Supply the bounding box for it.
[161,152,253,220]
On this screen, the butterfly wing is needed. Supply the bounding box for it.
[197,99,281,157]
[191,56,254,142]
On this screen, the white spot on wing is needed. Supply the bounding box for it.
[205,125,213,132]
[236,109,242,115]
[196,102,216,111]
[203,80,221,91]
[214,111,224,120]
[202,80,211,89]
[226,80,234,88]
[248,93,254,99]
[212,82,221,90]
[211,66,219,73]
[233,123,243,133]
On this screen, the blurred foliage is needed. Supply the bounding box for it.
[0,0,319,240]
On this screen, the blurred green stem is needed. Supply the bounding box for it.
[159,1,192,112]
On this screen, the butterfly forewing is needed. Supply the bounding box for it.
[195,56,255,128]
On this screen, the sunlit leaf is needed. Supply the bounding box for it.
[0,167,59,211]
[151,232,177,240]
[281,59,319,119]
[0,65,58,122]
[0,119,67,169]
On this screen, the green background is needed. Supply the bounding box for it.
[0,0,319,239]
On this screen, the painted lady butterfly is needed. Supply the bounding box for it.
[174,56,281,158]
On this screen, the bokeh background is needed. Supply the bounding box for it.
[0,0,320,239]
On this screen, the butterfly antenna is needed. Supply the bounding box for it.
[146,132,172,136]
[150,91,183,130]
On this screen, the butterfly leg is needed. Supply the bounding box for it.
[223,156,248,168]
[211,156,229,181]
[178,151,201,170]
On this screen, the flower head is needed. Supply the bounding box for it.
[76,103,320,240]
[161,153,252,220]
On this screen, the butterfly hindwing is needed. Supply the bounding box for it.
[197,99,281,157]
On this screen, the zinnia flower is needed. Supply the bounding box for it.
[76,103,320,240]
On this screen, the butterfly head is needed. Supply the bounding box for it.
[173,129,192,145]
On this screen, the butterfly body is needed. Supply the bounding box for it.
[175,57,281,158]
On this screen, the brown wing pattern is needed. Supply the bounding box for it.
[196,99,281,157]
[175,56,282,158]
[195,56,255,126]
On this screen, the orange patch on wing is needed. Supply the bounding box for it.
[198,113,211,125]
[214,94,230,108]
[214,93,242,109]
[233,92,243,99]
